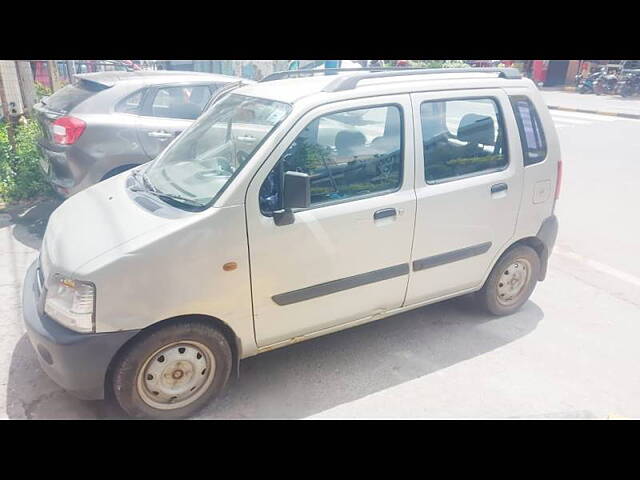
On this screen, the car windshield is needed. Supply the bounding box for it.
[144,93,292,208]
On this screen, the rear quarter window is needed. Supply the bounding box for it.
[115,89,146,114]
[510,96,547,166]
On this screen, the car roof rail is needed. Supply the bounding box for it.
[260,67,417,83]
[260,67,522,91]
[322,67,522,92]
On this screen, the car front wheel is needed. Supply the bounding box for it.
[110,320,232,419]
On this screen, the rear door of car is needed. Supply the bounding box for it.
[405,88,525,306]
[136,83,221,159]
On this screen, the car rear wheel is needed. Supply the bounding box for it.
[110,320,232,419]
[476,245,540,316]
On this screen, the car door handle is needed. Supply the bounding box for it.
[147,131,174,139]
[491,183,508,194]
[374,208,397,220]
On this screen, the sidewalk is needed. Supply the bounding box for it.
[540,89,640,119]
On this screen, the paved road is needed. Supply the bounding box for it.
[1,109,639,419]
[541,90,640,116]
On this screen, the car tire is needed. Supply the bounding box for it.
[110,320,232,420]
[476,245,541,316]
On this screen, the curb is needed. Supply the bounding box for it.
[547,105,640,120]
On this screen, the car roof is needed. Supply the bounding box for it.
[75,70,248,88]
[234,71,534,104]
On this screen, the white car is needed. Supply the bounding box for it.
[23,67,561,419]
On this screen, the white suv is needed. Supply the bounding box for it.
[23,67,561,419]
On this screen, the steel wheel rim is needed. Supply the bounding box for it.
[136,340,216,410]
[496,258,532,307]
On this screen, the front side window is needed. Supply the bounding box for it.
[510,96,547,166]
[144,94,291,208]
[421,98,508,183]
[150,85,213,120]
[259,105,403,214]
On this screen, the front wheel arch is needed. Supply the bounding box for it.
[104,314,242,403]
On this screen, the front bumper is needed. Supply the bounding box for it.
[22,260,139,400]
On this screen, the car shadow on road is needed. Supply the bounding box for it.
[197,297,544,419]
[3,198,62,250]
[6,288,543,419]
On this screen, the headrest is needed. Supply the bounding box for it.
[457,114,495,146]
[335,130,366,155]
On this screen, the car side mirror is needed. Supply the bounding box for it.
[273,171,310,226]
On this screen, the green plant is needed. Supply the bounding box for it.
[35,82,53,100]
[0,119,53,203]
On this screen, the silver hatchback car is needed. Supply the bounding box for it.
[33,70,251,197]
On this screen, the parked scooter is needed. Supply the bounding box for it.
[594,69,619,95]
[576,70,602,94]
[617,72,640,97]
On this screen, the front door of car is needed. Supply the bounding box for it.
[245,95,416,347]
[404,89,524,306]
[136,84,214,159]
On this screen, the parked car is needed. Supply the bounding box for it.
[33,70,251,197]
[23,67,560,419]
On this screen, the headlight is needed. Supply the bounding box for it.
[44,274,95,333]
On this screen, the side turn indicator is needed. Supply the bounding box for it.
[223,262,238,272]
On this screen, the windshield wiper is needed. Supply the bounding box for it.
[145,190,205,208]
[142,172,158,192]
[130,170,204,208]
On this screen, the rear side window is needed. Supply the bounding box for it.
[420,98,508,183]
[149,85,213,120]
[510,96,547,166]
[41,81,104,113]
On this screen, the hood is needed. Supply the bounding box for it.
[41,171,180,276]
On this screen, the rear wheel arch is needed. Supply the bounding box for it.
[515,236,548,280]
[488,237,547,285]
[104,314,242,402]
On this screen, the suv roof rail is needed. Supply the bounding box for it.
[322,67,522,92]
[260,67,522,91]
[261,67,414,82]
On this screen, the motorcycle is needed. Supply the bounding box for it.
[594,70,619,95]
[617,72,640,97]
[576,70,602,94]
